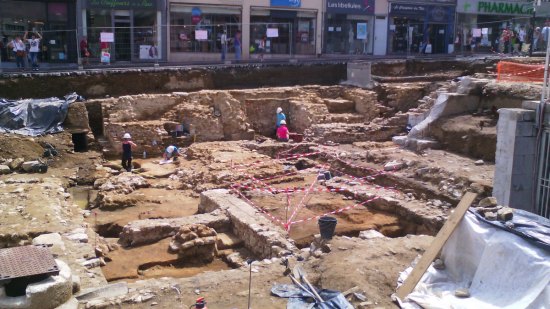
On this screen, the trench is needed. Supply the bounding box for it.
[73,79,498,284]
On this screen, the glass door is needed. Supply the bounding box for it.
[113,10,131,61]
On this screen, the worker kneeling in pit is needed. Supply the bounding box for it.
[163,145,184,161]
[277,120,290,142]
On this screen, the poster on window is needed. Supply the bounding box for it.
[139,45,159,59]
[195,30,208,40]
[100,32,114,43]
[357,23,367,40]
[472,28,482,38]
[267,28,279,38]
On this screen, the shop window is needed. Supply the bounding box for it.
[389,17,424,54]
[250,9,316,56]
[170,5,241,54]
[86,9,112,58]
[325,14,372,54]
[134,11,158,60]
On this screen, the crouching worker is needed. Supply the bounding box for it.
[163,145,182,161]
[122,133,137,172]
[277,120,290,142]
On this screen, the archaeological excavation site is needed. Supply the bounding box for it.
[0,59,549,309]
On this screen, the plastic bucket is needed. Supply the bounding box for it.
[318,216,337,240]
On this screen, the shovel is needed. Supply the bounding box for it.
[293,265,324,303]
[281,259,317,300]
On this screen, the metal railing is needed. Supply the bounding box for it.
[536,128,550,218]
[1,22,310,71]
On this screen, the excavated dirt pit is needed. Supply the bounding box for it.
[2,68,540,308]
[81,81,502,283]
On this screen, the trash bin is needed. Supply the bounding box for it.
[318,216,337,240]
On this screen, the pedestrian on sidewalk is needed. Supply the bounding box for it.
[258,35,266,61]
[277,120,290,142]
[533,27,541,51]
[24,31,42,71]
[80,37,89,65]
[234,30,242,62]
[221,29,228,61]
[121,133,137,172]
[9,36,26,70]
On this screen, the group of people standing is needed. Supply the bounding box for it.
[220,30,242,62]
[6,31,42,71]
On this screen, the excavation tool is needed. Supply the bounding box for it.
[281,259,323,302]
[246,259,254,309]
[293,264,324,302]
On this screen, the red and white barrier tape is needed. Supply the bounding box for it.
[288,196,381,226]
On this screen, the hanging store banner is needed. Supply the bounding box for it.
[326,0,375,14]
[271,0,302,8]
[87,0,156,9]
[457,0,533,15]
[390,3,429,15]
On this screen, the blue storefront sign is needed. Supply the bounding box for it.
[390,3,428,15]
[271,0,301,7]
[390,3,454,21]
[326,0,375,14]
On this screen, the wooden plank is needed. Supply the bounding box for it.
[395,192,477,300]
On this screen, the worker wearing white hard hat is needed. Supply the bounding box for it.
[276,107,286,127]
[121,133,137,172]
[277,120,289,142]
[163,145,183,161]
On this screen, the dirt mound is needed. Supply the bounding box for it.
[0,135,44,160]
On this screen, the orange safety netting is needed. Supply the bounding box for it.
[497,61,545,83]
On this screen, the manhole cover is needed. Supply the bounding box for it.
[0,245,59,282]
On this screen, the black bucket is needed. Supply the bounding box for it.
[318,216,337,240]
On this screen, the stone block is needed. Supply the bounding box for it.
[0,165,11,175]
[478,197,497,208]
[8,158,24,171]
[21,161,41,172]
[32,233,66,254]
[358,230,385,240]
[216,233,244,250]
[76,282,128,302]
[384,161,404,171]
[392,136,407,146]
[119,211,230,247]
[497,207,514,221]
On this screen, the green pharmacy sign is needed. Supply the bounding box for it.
[477,1,533,15]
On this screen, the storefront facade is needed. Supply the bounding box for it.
[78,0,166,63]
[167,0,322,61]
[168,0,242,62]
[1,0,77,64]
[388,0,456,54]
[324,0,376,55]
[456,0,533,53]
[249,0,319,57]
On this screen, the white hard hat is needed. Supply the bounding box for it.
[280,120,286,125]
[167,145,176,153]
[277,107,283,113]
[123,133,131,139]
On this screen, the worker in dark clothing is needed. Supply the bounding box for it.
[122,133,137,172]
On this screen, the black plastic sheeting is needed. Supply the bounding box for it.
[272,284,353,308]
[472,209,550,251]
[0,93,78,136]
